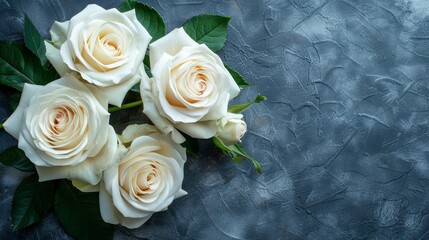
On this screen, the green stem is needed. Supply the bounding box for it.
[108,100,142,113]
[0,122,3,130]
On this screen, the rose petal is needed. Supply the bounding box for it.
[67,4,106,30]
[52,74,109,110]
[111,173,151,218]
[36,126,117,185]
[119,124,159,144]
[49,20,68,48]
[197,44,240,99]
[4,84,44,139]
[99,182,121,225]
[118,213,153,229]
[140,76,185,144]
[72,179,100,193]
[174,189,188,199]
[149,27,198,69]
[55,5,152,106]
[45,41,70,76]
[100,127,187,228]
[200,92,230,121]
[175,120,218,139]
[97,65,142,107]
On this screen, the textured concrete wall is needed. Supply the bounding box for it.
[1,0,429,239]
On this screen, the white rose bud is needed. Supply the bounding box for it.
[216,113,247,146]
[45,4,152,106]
[3,74,117,185]
[140,27,240,143]
[100,124,187,229]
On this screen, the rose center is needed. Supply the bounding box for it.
[100,36,120,55]
[49,106,74,134]
[134,164,160,193]
[80,22,130,71]
[53,112,65,131]
[195,75,207,94]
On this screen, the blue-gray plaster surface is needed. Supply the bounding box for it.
[1,0,429,239]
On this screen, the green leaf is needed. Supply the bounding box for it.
[24,15,48,68]
[0,85,21,111]
[130,83,140,93]
[212,137,262,173]
[224,64,250,87]
[12,174,56,231]
[143,53,150,69]
[54,180,113,240]
[118,0,166,42]
[0,41,59,91]
[229,144,262,173]
[7,91,21,111]
[143,54,152,77]
[212,136,239,160]
[0,146,36,172]
[228,94,267,114]
[183,14,230,52]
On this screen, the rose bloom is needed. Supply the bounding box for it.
[140,27,240,143]
[100,124,187,228]
[216,112,247,146]
[45,4,152,106]
[3,74,117,185]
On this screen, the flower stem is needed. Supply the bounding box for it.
[0,122,3,130]
[108,100,142,113]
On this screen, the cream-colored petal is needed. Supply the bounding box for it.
[101,163,117,195]
[119,124,159,144]
[45,41,70,76]
[17,132,48,167]
[198,44,241,99]
[174,188,188,199]
[123,9,152,46]
[67,4,106,30]
[62,6,151,90]
[99,127,186,229]
[49,20,68,48]
[119,213,153,229]
[175,120,217,139]
[59,42,78,73]
[4,84,44,139]
[149,27,198,69]
[102,176,153,228]
[36,126,118,184]
[111,177,151,218]
[216,113,246,146]
[98,67,141,107]
[140,76,185,144]
[152,53,207,123]
[200,92,230,121]
[84,83,109,111]
[49,74,109,110]
[72,179,100,193]
[99,182,120,225]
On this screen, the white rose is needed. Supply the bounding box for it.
[45,4,152,106]
[3,74,117,185]
[140,27,240,143]
[216,113,247,146]
[100,124,187,228]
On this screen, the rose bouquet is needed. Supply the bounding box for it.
[0,0,266,238]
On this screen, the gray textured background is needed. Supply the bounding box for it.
[1,0,429,239]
